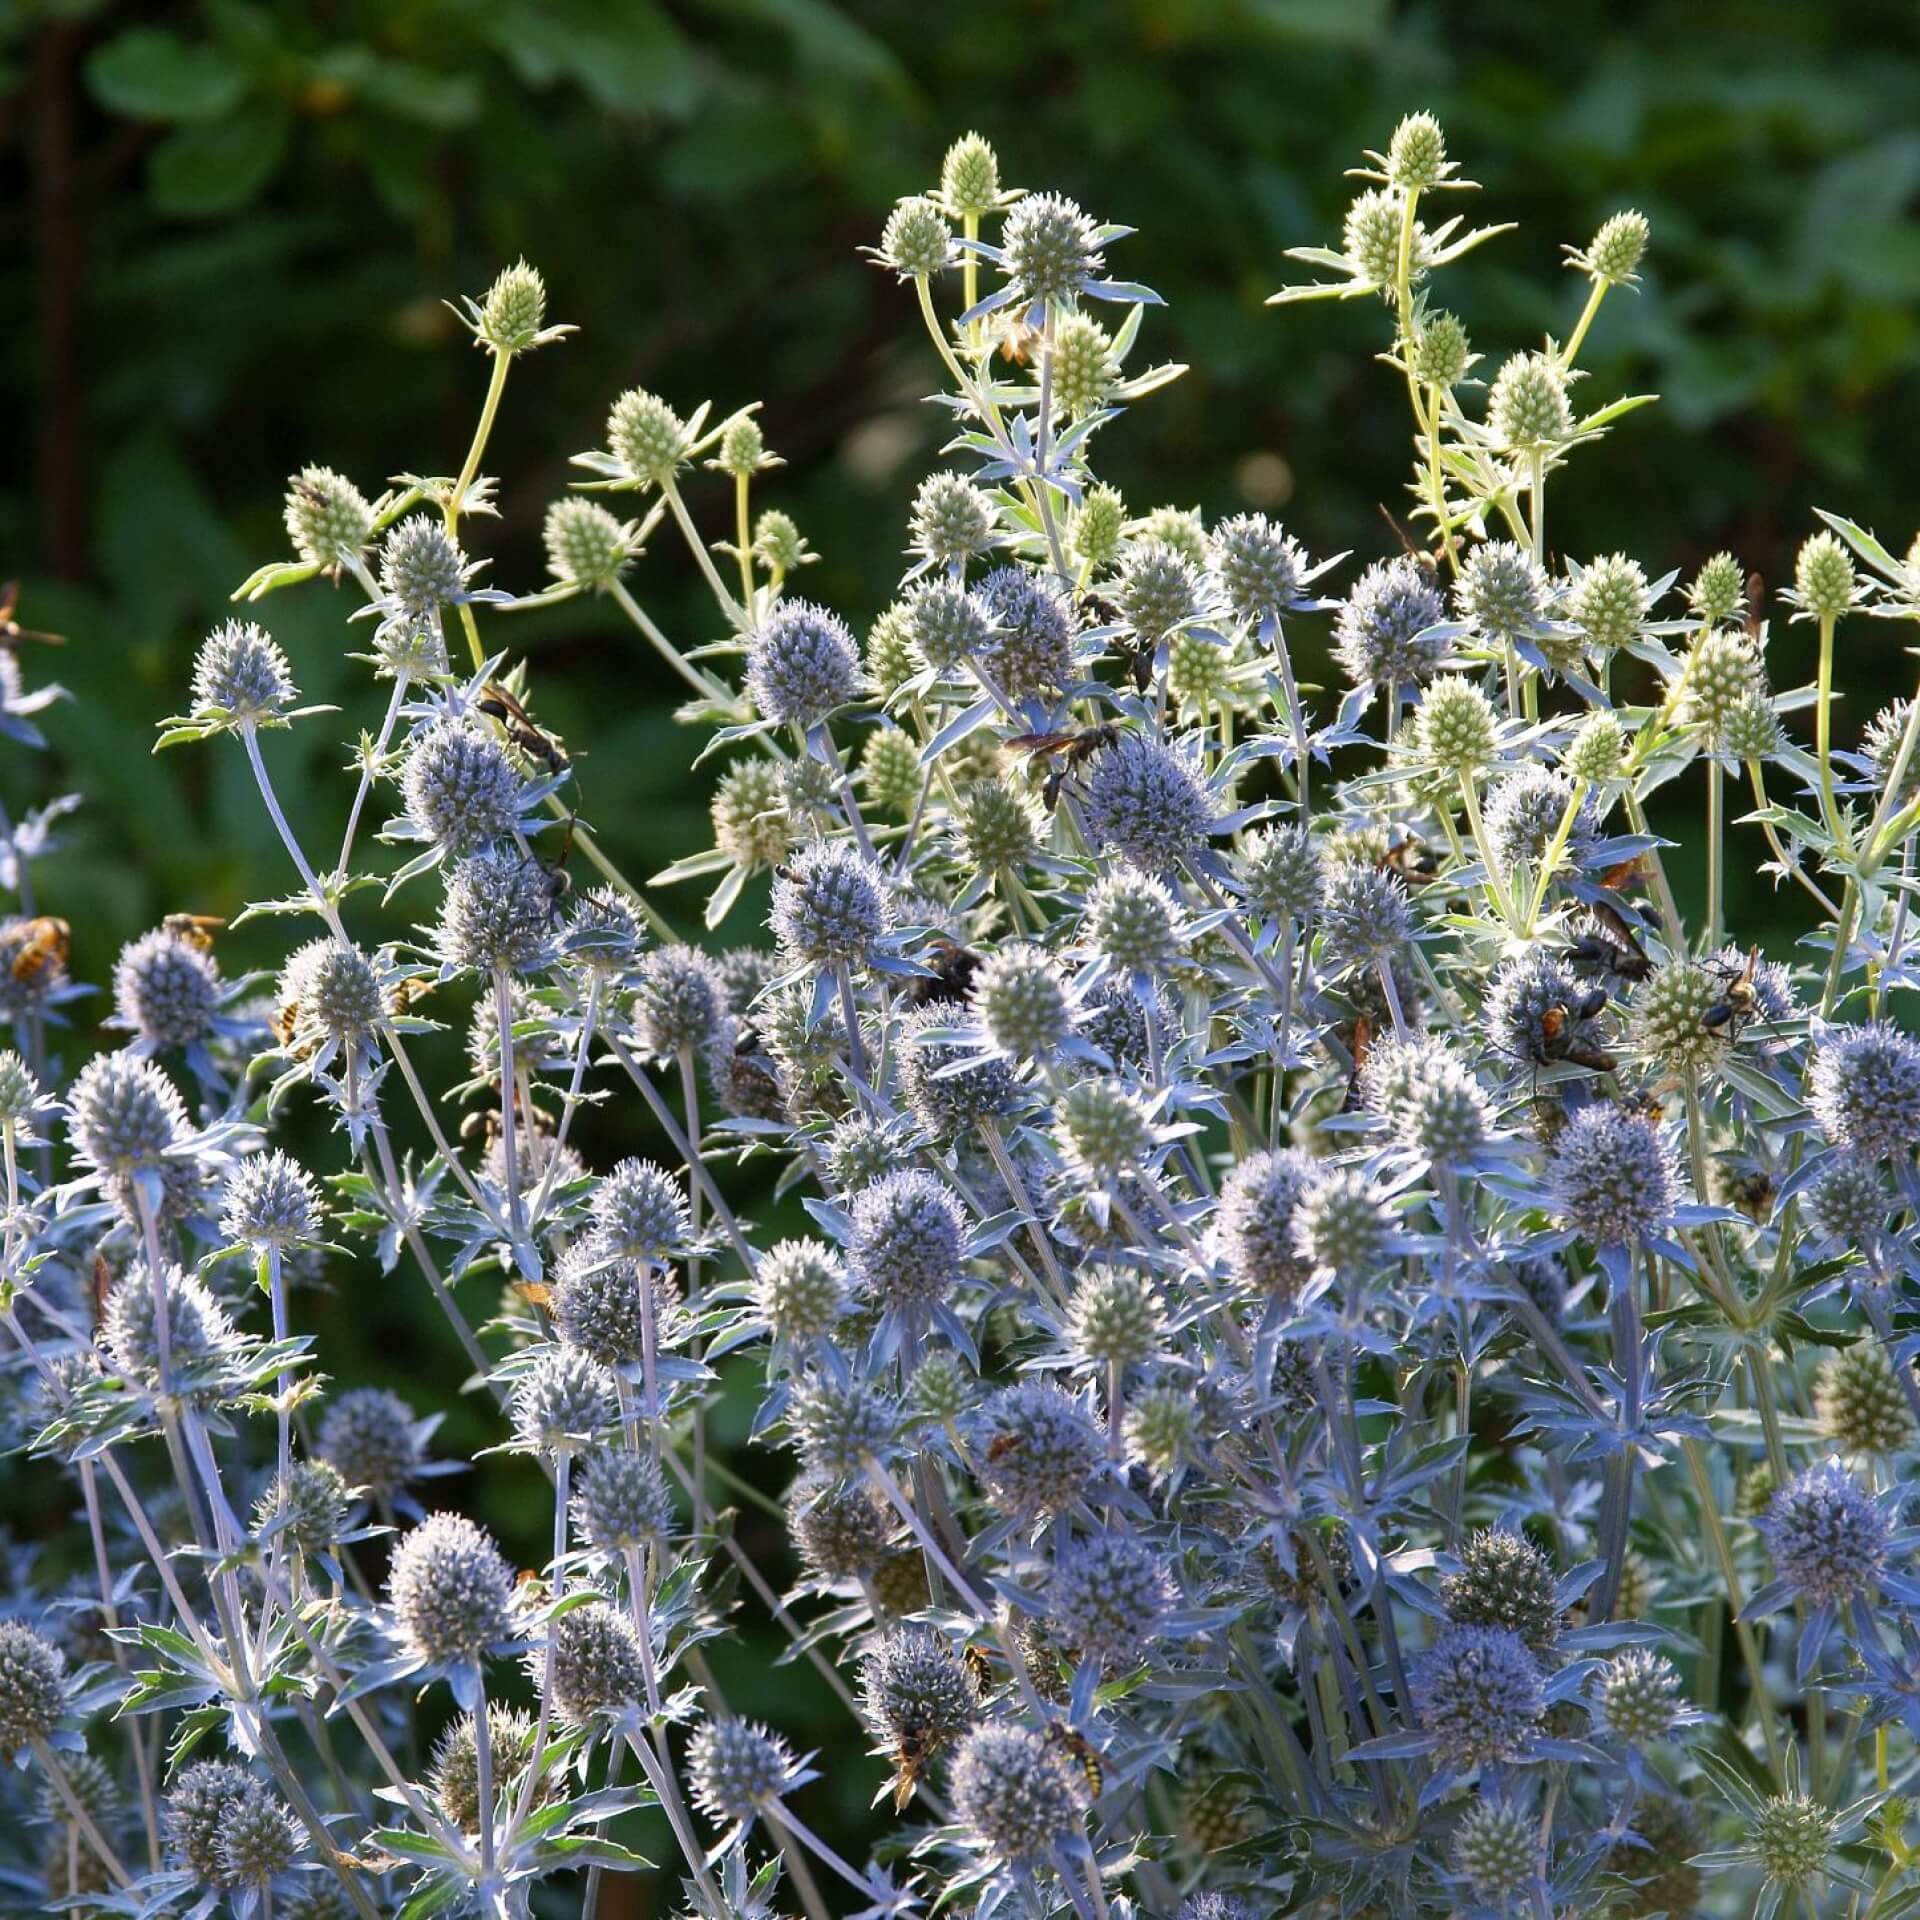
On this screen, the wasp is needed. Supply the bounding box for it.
[1703,944,1764,1043]
[0,583,66,650]
[1006,722,1121,810]
[1044,1723,1104,1801]
[479,681,569,775]
[906,935,984,1008]
[886,1728,938,1813]
[1565,901,1652,984]
[962,1644,995,1693]
[9,916,69,986]
[389,976,437,1017]
[526,814,578,923]
[162,912,225,954]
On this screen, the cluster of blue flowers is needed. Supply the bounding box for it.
[3,113,1920,1920]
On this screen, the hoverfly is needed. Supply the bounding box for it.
[1044,1723,1104,1801]
[162,913,225,954]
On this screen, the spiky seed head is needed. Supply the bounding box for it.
[1816,1341,1915,1455]
[878,196,954,278]
[955,776,1042,874]
[973,565,1077,697]
[1050,1528,1174,1665]
[1068,1266,1164,1369]
[435,848,555,975]
[1489,352,1572,451]
[1549,1103,1677,1245]
[430,1706,540,1832]
[607,388,688,489]
[901,579,991,674]
[477,259,549,353]
[771,841,890,968]
[253,1460,351,1556]
[1126,1385,1197,1473]
[973,944,1073,1060]
[1335,556,1448,689]
[1050,312,1117,415]
[1055,1075,1154,1180]
[1571,553,1652,651]
[214,1782,300,1886]
[1810,1022,1920,1159]
[1595,1647,1683,1746]
[318,1387,424,1501]
[113,926,220,1050]
[0,1621,65,1749]
[1237,825,1323,924]
[788,1474,895,1578]
[284,466,374,570]
[1484,766,1594,875]
[1454,541,1551,644]
[1216,1146,1315,1299]
[752,509,810,575]
[950,1721,1088,1861]
[909,473,996,570]
[1410,310,1472,388]
[1344,187,1425,290]
[1318,863,1415,976]
[1295,1168,1395,1277]
[849,1168,966,1309]
[910,1349,974,1421]
[1209,513,1304,626]
[855,731,919,820]
[386,1512,516,1665]
[745,600,861,728]
[789,1374,897,1478]
[939,132,1001,215]
[976,1381,1103,1516]
[589,1158,688,1261]
[1763,1462,1888,1604]
[548,1601,647,1720]
[1451,1799,1536,1901]
[102,1264,231,1384]
[1864,699,1920,805]
[1796,530,1857,619]
[223,1149,321,1251]
[1626,960,1725,1076]
[164,1761,255,1884]
[403,718,524,852]
[752,1238,847,1342]
[1585,209,1650,284]
[191,620,297,724]
[1000,191,1104,307]
[380,515,470,615]
[688,1718,794,1824]
[1414,675,1499,772]
[1413,1623,1544,1769]
[1441,1529,1562,1653]
[1387,110,1448,188]
[861,1623,981,1759]
[544,498,634,591]
[1676,630,1761,740]
[1687,550,1747,627]
[0,1050,42,1128]
[863,605,918,698]
[712,757,794,870]
[512,1347,616,1455]
[1563,710,1626,785]
[278,939,385,1047]
[1113,538,1203,646]
[1804,1156,1890,1245]
[1085,871,1181,976]
[1084,734,1215,874]
[630,944,728,1060]
[1071,484,1128,570]
[1751,1794,1835,1888]
[572,1446,673,1552]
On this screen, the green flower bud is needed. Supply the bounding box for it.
[713,415,768,478]
[752,509,812,576]
[1583,210,1650,286]
[1563,711,1625,785]
[879,196,955,279]
[1489,352,1572,452]
[861,726,922,814]
[477,260,550,354]
[543,499,634,592]
[1387,112,1448,191]
[1050,312,1117,416]
[939,132,1002,217]
[1415,676,1498,773]
[1796,530,1857,620]
[1688,551,1746,627]
[1071,484,1127,571]
[607,388,689,490]
[1410,311,1472,388]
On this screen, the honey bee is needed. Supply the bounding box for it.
[9,916,69,985]
[162,912,225,954]
[389,976,437,1017]
[1006,722,1121,810]
[479,681,569,775]
[1380,833,1441,887]
[985,1431,1024,1465]
[1044,1723,1104,1801]
[0,582,67,650]
[997,319,1044,367]
[905,935,984,1009]
[888,1728,936,1812]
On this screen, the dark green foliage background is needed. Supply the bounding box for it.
[4,0,1919,1904]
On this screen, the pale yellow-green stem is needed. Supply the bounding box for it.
[1560,276,1609,367]
[1521,774,1590,935]
[1745,759,1839,919]
[1456,769,1516,927]
[1815,610,1855,862]
[916,272,972,393]
[962,210,979,322]
[446,348,515,673]
[1706,754,1723,951]
[734,471,755,610]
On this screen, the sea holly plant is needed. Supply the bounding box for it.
[10,117,1920,1920]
